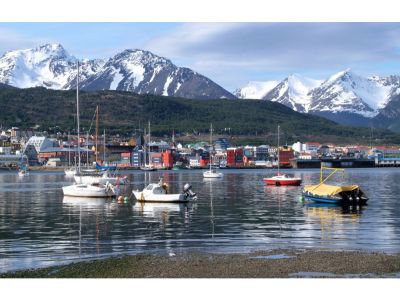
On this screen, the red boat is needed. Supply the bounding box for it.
[263,173,302,186]
[263,125,302,187]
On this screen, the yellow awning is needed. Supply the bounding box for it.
[304,183,359,196]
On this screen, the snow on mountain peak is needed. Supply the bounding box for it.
[234,80,279,99]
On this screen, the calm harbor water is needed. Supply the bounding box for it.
[0,168,399,273]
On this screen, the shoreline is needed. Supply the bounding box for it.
[2,249,400,278]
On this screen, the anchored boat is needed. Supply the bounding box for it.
[132,178,197,203]
[62,62,116,198]
[263,125,301,186]
[302,166,368,205]
[203,123,223,179]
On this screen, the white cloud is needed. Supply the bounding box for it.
[145,23,400,89]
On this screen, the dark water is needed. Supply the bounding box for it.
[0,168,399,273]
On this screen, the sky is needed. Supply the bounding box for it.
[1,22,400,92]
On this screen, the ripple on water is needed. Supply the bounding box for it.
[1,168,400,273]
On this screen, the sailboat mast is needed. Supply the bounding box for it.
[210,123,213,171]
[277,125,280,174]
[143,128,147,166]
[68,132,71,167]
[86,131,89,167]
[76,62,81,173]
[148,121,151,165]
[103,129,106,163]
[95,105,99,162]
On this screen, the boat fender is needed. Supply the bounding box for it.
[140,193,145,202]
[118,195,124,202]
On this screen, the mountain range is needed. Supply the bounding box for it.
[0,43,234,100]
[1,43,400,132]
[235,70,400,129]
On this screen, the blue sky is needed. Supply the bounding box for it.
[1,22,400,91]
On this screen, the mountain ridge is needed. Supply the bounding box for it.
[0,44,235,100]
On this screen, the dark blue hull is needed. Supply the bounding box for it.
[304,195,342,204]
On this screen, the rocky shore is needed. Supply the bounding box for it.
[2,249,400,278]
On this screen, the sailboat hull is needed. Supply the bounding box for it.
[62,184,114,197]
[203,170,223,178]
[263,176,302,186]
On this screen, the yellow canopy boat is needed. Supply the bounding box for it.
[302,167,368,204]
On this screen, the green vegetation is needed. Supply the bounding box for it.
[0,87,399,144]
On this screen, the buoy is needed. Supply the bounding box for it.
[117,195,124,202]
[124,196,129,202]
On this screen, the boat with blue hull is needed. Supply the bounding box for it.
[302,166,368,205]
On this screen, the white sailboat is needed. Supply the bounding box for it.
[203,123,223,178]
[62,62,116,198]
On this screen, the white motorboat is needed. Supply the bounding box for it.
[62,182,116,198]
[203,123,223,179]
[132,179,197,203]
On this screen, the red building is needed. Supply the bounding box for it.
[226,148,244,167]
[279,148,294,167]
[162,150,173,169]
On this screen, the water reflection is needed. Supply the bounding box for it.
[304,203,363,241]
[1,168,400,273]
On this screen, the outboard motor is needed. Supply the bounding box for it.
[183,183,197,199]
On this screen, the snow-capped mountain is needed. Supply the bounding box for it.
[234,80,279,99]
[0,44,235,100]
[0,43,104,89]
[78,49,234,99]
[308,70,399,118]
[262,74,323,112]
[234,70,400,125]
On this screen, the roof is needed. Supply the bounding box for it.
[39,147,93,153]
[304,183,359,196]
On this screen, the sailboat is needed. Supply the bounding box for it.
[140,121,156,171]
[203,123,223,178]
[62,62,116,198]
[263,125,301,186]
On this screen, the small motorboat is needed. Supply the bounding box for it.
[132,179,197,203]
[263,173,301,186]
[303,184,368,205]
[62,182,116,198]
[302,166,368,205]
